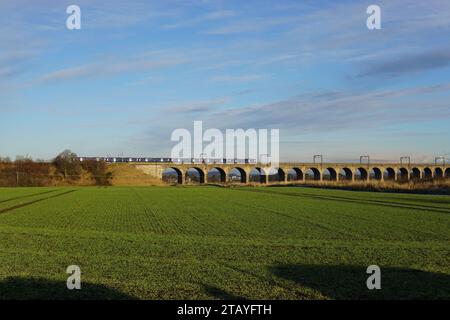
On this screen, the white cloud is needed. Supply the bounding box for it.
[37,54,188,83]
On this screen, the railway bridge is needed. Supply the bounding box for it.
[134,162,450,184]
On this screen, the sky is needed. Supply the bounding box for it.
[1,0,450,163]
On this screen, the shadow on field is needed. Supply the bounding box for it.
[0,189,59,204]
[270,264,450,300]
[0,277,137,300]
[201,283,246,300]
[0,190,78,215]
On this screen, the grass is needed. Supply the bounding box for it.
[0,185,449,299]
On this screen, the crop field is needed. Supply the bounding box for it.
[0,186,449,299]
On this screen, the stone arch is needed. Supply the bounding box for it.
[323,168,337,181]
[228,167,247,183]
[383,167,395,181]
[423,167,432,179]
[434,168,443,179]
[370,167,382,180]
[339,168,353,181]
[287,168,303,181]
[355,167,368,181]
[207,167,226,183]
[411,167,421,180]
[397,167,409,182]
[162,167,183,184]
[185,167,205,184]
[305,167,321,181]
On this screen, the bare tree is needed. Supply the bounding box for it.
[53,149,81,180]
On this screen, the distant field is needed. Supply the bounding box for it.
[0,186,449,299]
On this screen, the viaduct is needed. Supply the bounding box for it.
[134,162,450,184]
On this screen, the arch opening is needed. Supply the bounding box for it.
[434,168,443,179]
[423,167,432,179]
[228,167,247,183]
[397,168,409,182]
[249,167,267,183]
[268,168,285,183]
[322,168,337,181]
[370,167,382,180]
[383,168,395,181]
[207,167,226,183]
[162,167,183,184]
[305,168,321,181]
[355,168,368,181]
[287,168,303,182]
[185,167,205,184]
[339,168,353,181]
[445,168,450,179]
[411,167,421,180]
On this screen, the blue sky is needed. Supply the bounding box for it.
[1,0,450,162]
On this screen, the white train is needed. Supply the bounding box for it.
[77,157,257,164]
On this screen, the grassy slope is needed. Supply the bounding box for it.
[0,186,448,299]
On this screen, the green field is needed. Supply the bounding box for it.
[0,186,449,299]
